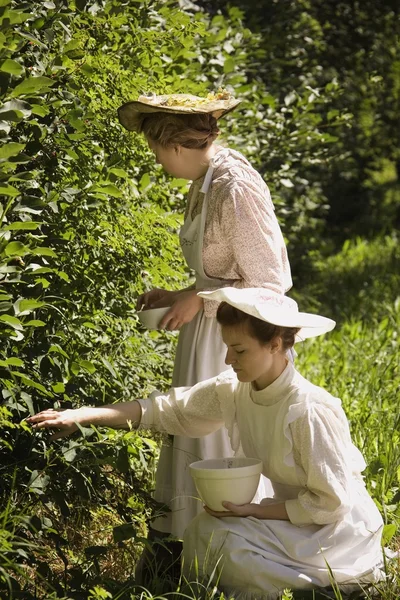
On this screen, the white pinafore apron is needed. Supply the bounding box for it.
[151,155,271,539]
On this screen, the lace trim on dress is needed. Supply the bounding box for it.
[282,391,345,468]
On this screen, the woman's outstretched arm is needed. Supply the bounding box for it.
[27,401,142,440]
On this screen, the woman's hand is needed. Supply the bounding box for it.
[159,290,203,330]
[27,401,142,440]
[204,502,260,519]
[26,408,81,440]
[136,288,176,310]
[205,500,289,520]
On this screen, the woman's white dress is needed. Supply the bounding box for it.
[150,148,291,538]
[138,361,384,598]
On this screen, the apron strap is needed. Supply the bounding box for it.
[200,164,214,194]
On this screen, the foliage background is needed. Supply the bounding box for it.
[0,0,398,598]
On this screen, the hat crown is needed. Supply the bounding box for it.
[254,289,299,314]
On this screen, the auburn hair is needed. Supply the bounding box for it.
[216,302,300,351]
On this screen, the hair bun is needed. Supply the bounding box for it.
[208,116,220,141]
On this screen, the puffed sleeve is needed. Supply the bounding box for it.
[137,375,225,437]
[285,403,363,526]
[203,179,292,318]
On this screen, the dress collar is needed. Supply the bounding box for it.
[192,146,230,194]
[250,360,296,407]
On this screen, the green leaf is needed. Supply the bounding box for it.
[64,442,79,462]
[0,121,10,133]
[0,59,23,75]
[139,173,151,191]
[0,357,24,367]
[82,321,99,330]
[0,99,31,121]
[57,271,70,282]
[71,362,80,375]
[30,104,50,117]
[81,63,94,76]
[0,314,23,330]
[31,247,57,257]
[0,300,12,312]
[5,221,41,231]
[79,359,96,374]
[109,167,128,179]
[0,142,26,159]
[0,9,33,25]
[52,382,65,393]
[170,178,188,189]
[0,266,18,274]
[28,470,50,493]
[381,523,396,546]
[49,344,69,358]
[14,298,45,315]
[4,241,27,256]
[101,357,117,378]
[0,182,20,196]
[16,31,47,50]
[327,109,339,121]
[11,76,55,98]
[91,184,123,198]
[21,391,33,414]
[24,319,46,327]
[13,372,49,394]
[223,57,235,74]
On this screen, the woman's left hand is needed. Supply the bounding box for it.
[204,500,289,520]
[159,290,203,330]
[204,502,259,518]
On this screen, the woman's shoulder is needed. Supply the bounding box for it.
[212,147,267,191]
[286,369,346,426]
[209,148,273,216]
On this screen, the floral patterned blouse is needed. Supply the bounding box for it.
[185,147,292,317]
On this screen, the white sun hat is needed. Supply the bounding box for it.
[198,287,335,342]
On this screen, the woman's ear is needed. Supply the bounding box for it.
[174,145,182,155]
[270,336,283,354]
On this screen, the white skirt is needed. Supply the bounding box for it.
[183,486,385,599]
[150,310,272,538]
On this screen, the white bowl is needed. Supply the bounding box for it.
[189,457,262,512]
[137,306,170,330]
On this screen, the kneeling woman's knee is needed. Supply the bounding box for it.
[183,513,230,580]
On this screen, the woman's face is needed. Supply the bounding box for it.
[221,322,284,390]
[146,138,186,178]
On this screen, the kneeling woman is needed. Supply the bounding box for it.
[28,288,384,599]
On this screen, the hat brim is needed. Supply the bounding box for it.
[198,288,335,342]
[118,94,241,132]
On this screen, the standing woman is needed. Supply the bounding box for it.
[117,92,292,543]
